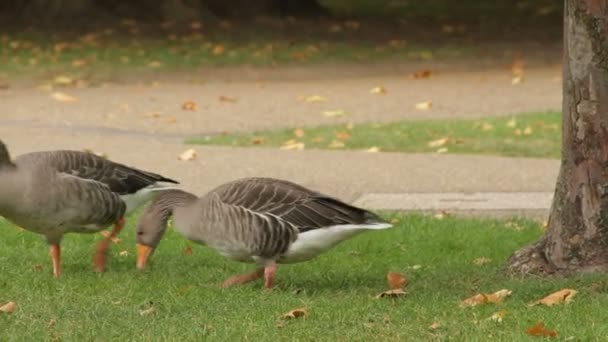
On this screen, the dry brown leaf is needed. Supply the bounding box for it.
[219,95,237,103]
[322,110,347,117]
[375,288,407,299]
[212,45,225,55]
[412,69,432,79]
[530,289,577,306]
[328,140,345,149]
[428,137,449,148]
[250,137,265,145]
[283,308,307,319]
[182,100,197,111]
[387,272,407,290]
[415,101,432,110]
[280,140,305,151]
[473,257,492,265]
[460,289,512,307]
[370,86,387,95]
[489,310,507,322]
[293,128,305,138]
[0,301,16,314]
[51,92,77,102]
[335,131,351,140]
[304,95,327,103]
[183,246,193,256]
[527,322,558,337]
[34,264,43,272]
[178,148,197,161]
[139,307,156,316]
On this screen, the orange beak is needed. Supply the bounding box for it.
[137,244,153,270]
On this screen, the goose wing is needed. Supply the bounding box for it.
[15,150,178,195]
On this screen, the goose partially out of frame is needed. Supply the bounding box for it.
[0,140,178,277]
[136,177,392,289]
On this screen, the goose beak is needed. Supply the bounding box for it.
[137,244,153,270]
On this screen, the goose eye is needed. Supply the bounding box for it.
[137,231,144,236]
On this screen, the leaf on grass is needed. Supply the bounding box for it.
[523,126,533,135]
[178,148,197,161]
[436,147,448,154]
[365,146,380,153]
[139,307,156,316]
[460,289,512,307]
[328,140,345,149]
[212,45,225,55]
[293,128,305,138]
[147,61,162,68]
[375,288,407,299]
[412,69,432,79]
[322,110,347,117]
[51,92,77,102]
[335,131,351,140]
[434,211,451,220]
[304,95,327,103]
[183,246,193,256]
[280,140,305,150]
[283,308,307,319]
[219,95,237,103]
[0,301,16,314]
[481,123,493,131]
[530,289,577,306]
[428,137,449,148]
[99,231,121,244]
[34,264,43,272]
[429,322,441,330]
[387,272,407,289]
[527,322,558,337]
[489,310,507,322]
[182,100,197,111]
[119,250,129,257]
[251,137,265,145]
[415,101,432,110]
[473,257,492,265]
[506,117,517,128]
[370,86,387,95]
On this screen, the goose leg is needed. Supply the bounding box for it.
[221,268,264,288]
[94,217,125,272]
[263,262,277,289]
[49,244,61,278]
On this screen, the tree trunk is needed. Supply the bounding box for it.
[508,0,608,275]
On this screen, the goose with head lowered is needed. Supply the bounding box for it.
[136,177,392,289]
[0,140,179,277]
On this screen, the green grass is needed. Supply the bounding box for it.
[189,111,562,159]
[1,213,607,340]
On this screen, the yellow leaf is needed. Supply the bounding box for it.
[460,289,512,307]
[51,92,77,102]
[375,288,407,299]
[428,137,449,148]
[0,301,16,314]
[415,101,432,110]
[293,128,305,138]
[283,308,307,319]
[513,128,522,136]
[139,307,156,316]
[530,289,577,306]
[53,75,74,86]
[370,86,387,95]
[365,146,380,153]
[429,322,441,330]
[481,123,493,131]
[490,310,507,322]
[323,110,347,117]
[182,100,197,111]
[523,126,533,135]
[506,117,517,128]
[304,95,327,103]
[280,140,305,150]
[387,272,407,290]
[119,250,129,257]
[178,148,197,161]
[436,147,448,154]
[473,257,492,265]
[328,140,345,149]
[147,61,162,68]
[511,75,523,84]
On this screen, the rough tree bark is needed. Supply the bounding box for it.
[508,0,608,274]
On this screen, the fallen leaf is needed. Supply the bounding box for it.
[51,92,77,102]
[513,128,523,136]
[147,61,162,68]
[429,322,441,330]
[489,310,507,322]
[428,137,449,148]
[119,250,129,257]
[473,257,492,265]
[72,58,89,67]
[523,126,533,135]
[212,45,225,55]
[182,100,197,111]
[434,211,450,220]
[375,288,407,299]
[530,289,577,306]
[335,131,351,140]
[139,307,156,316]
[293,128,305,138]
[219,95,237,103]
[280,140,305,150]
[183,246,193,256]
[304,95,327,102]
[34,264,43,272]
[53,75,74,86]
[412,69,432,79]
[436,147,448,154]
[387,272,407,289]
[251,137,265,145]
[511,75,523,85]
[415,101,432,110]
[527,322,558,337]
[370,86,387,95]
[460,289,512,307]
[99,231,121,244]
[283,308,307,319]
[143,112,162,118]
[481,123,493,131]
[506,117,517,128]
[328,140,345,149]
[365,146,380,153]
[408,264,422,270]
[178,148,197,161]
[0,301,16,314]
[322,110,347,117]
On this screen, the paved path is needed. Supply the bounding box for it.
[0,62,562,219]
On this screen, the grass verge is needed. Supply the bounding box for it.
[1,213,606,340]
[189,111,561,159]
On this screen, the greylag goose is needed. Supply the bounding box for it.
[135,177,392,289]
[0,140,178,277]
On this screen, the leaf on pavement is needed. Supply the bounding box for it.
[304,95,327,102]
[322,109,347,117]
[415,101,432,110]
[51,92,77,102]
[370,86,387,95]
[412,69,432,79]
[219,95,237,103]
[182,100,197,111]
[178,148,197,161]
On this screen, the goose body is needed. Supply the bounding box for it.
[0,141,179,277]
[136,177,392,288]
